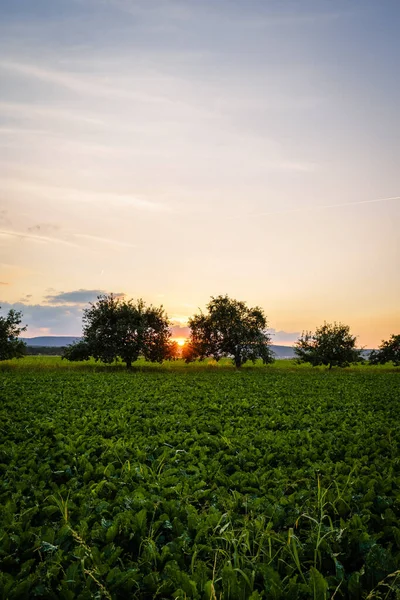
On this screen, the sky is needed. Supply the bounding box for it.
[0,0,399,346]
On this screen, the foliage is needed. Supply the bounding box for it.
[62,340,92,362]
[185,295,274,368]
[63,294,172,368]
[25,345,68,356]
[166,339,180,360]
[294,322,363,369]
[0,306,26,361]
[369,334,400,366]
[0,360,399,598]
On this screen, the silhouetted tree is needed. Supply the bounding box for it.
[181,340,196,363]
[62,340,91,362]
[63,294,172,368]
[369,334,400,366]
[294,322,362,369]
[0,306,27,360]
[185,295,274,368]
[166,340,180,360]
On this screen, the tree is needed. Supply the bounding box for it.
[369,334,400,366]
[62,340,91,362]
[166,340,180,361]
[0,306,27,360]
[294,321,362,369]
[185,295,274,368]
[63,294,172,368]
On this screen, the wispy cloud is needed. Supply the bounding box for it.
[0,126,50,136]
[20,294,33,302]
[27,223,60,234]
[0,229,80,247]
[95,0,346,28]
[1,179,166,212]
[231,10,349,29]
[0,281,9,285]
[0,101,103,125]
[0,210,11,226]
[268,161,316,173]
[0,59,125,99]
[0,59,228,124]
[86,0,193,21]
[236,195,400,219]
[73,233,137,248]
[0,127,120,157]
[0,59,187,107]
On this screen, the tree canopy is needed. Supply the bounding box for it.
[63,294,172,368]
[184,295,274,368]
[294,321,362,369]
[369,334,400,366]
[0,306,27,361]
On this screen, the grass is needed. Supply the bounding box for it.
[0,358,399,599]
[1,355,397,372]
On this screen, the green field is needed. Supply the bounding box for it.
[0,358,399,599]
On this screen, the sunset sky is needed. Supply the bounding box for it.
[0,0,399,347]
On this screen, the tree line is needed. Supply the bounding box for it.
[0,296,399,369]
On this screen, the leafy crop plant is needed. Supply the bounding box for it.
[0,358,399,598]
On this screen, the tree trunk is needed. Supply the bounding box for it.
[234,355,242,369]
[126,359,132,369]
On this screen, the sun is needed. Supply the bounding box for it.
[176,338,186,347]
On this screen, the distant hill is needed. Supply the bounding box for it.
[271,345,296,359]
[22,336,81,347]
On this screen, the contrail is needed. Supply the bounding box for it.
[236,195,400,219]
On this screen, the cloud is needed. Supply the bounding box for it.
[123,0,192,21]
[271,161,316,173]
[268,329,300,345]
[44,289,125,305]
[0,302,84,336]
[0,59,180,106]
[237,195,400,220]
[0,229,80,247]
[34,327,52,335]
[27,223,60,234]
[1,179,166,212]
[0,210,11,226]
[0,101,103,126]
[0,281,9,285]
[228,10,348,29]
[171,322,190,339]
[73,233,136,248]
[0,60,120,98]
[0,126,121,157]
[0,59,225,126]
